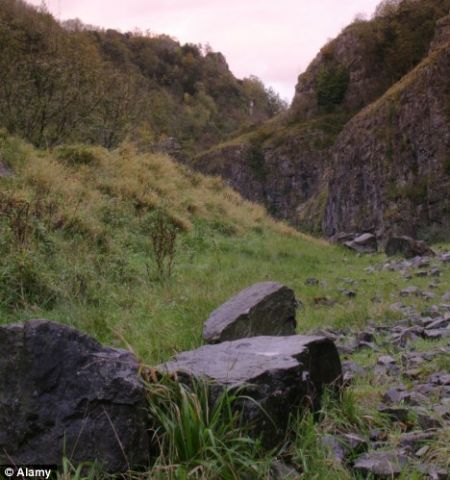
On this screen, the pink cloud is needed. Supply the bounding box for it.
[27,0,381,100]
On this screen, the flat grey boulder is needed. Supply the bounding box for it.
[385,236,435,258]
[0,320,149,472]
[203,282,297,343]
[344,233,378,254]
[157,335,341,447]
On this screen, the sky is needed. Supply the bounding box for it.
[27,0,382,101]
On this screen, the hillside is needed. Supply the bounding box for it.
[1,131,450,478]
[194,0,450,241]
[0,0,285,154]
[1,1,450,477]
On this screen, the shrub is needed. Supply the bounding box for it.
[55,145,101,166]
[316,64,350,110]
[147,210,178,279]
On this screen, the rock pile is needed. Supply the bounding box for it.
[0,282,343,472]
[318,315,450,478]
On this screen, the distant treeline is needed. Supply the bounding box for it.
[0,0,286,152]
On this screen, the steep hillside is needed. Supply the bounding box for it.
[194,0,450,239]
[0,0,285,153]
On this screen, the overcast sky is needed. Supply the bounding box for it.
[27,0,381,100]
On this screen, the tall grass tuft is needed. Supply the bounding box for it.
[145,377,269,479]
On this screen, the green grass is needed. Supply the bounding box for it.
[1,132,449,478]
[145,377,270,479]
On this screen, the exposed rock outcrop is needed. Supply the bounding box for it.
[203,282,297,343]
[193,7,450,240]
[0,320,149,471]
[157,335,342,447]
[195,120,333,231]
[323,35,450,238]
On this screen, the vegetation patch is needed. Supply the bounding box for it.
[316,64,350,111]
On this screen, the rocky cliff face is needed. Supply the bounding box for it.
[290,27,383,121]
[194,5,450,240]
[323,29,450,238]
[195,119,334,230]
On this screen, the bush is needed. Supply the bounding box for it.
[55,145,101,166]
[147,210,179,279]
[316,64,349,110]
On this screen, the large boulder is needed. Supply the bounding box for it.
[157,335,342,447]
[0,320,149,472]
[385,236,435,258]
[203,282,297,343]
[344,233,378,254]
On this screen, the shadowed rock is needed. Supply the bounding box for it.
[203,282,297,343]
[385,236,435,259]
[0,320,149,472]
[157,335,341,447]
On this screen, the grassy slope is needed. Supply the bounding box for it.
[1,133,449,478]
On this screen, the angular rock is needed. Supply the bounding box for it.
[382,386,408,405]
[417,464,449,480]
[430,268,441,277]
[377,355,396,366]
[426,317,449,330]
[0,320,149,471]
[400,286,421,297]
[353,451,408,478]
[344,233,378,254]
[416,412,442,430]
[157,335,342,447]
[203,282,297,343]
[424,327,450,340]
[398,431,436,449]
[321,435,347,463]
[385,236,435,259]
[428,372,450,386]
[342,360,365,384]
[341,433,368,454]
[343,289,357,298]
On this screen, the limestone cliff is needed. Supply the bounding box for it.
[194,2,450,240]
[323,29,450,238]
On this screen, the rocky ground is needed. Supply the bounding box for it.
[306,252,450,479]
